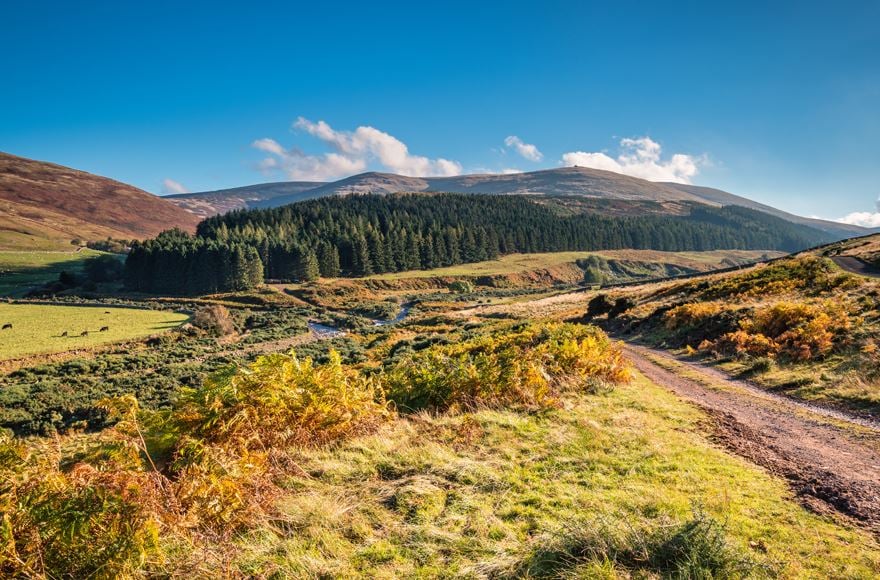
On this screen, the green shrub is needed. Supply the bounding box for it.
[83,254,125,282]
[448,280,474,293]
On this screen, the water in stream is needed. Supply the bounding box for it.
[307,303,412,337]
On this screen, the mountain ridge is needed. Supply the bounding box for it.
[170,166,871,239]
[0,152,200,250]
[165,180,323,219]
[660,182,869,237]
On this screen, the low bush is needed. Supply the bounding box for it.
[708,300,851,361]
[701,257,857,300]
[664,302,723,331]
[586,293,615,318]
[448,280,474,293]
[170,350,391,450]
[0,429,166,578]
[192,304,235,336]
[385,322,629,412]
[608,297,636,319]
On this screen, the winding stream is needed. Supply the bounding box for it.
[307,303,413,338]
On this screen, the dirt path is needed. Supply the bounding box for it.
[624,343,880,532]
[831,255,880,278]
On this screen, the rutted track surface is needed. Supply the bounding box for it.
[831,255,880,278]
[625,343,880,532]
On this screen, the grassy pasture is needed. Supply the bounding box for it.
[365,249,780,280]
[0,303,189,360]
[0,249,106,295]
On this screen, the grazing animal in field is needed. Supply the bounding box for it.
[80,330,89,336]
[1,323,11,330]
[61,331,68,337]
[100,326,109,332]
[104,311,111,314]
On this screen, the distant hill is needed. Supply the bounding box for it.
[660,182,870,239]
[0,152,200,250]
[173,167,872,240]
[165,181,322,219]
[254,167,711,208]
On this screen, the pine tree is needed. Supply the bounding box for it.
[297,249,320,282]
[318,242,341,277]
[351,233,372,276]
[245,246,264,287]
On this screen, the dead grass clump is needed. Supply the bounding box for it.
[501,508,759,579]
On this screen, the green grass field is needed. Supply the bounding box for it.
[0,303,189,360]
[231,371,879,577]
[365,249,780,280]
[0,249,107,296]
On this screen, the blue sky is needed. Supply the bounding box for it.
[2,1,878,223]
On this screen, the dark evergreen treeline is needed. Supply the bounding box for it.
[126,193,831,294]
[124,229,264,294]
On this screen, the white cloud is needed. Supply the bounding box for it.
[161,178,189,194]
[252,138,285,156]
[253,118,462,181]
[836,197,880,227]
[503,135,543,161]
[561,136,702,183]
[501,168,523,174]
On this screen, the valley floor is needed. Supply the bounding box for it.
[4,248,880,577]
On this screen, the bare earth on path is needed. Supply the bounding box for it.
[831,255,880,278]
[624,343,880,533]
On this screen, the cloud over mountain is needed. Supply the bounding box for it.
[253,118,462,181]
[504,135,543,161]
[837,197,880,227]
[561,137,702,184]
[161,178,189,194]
